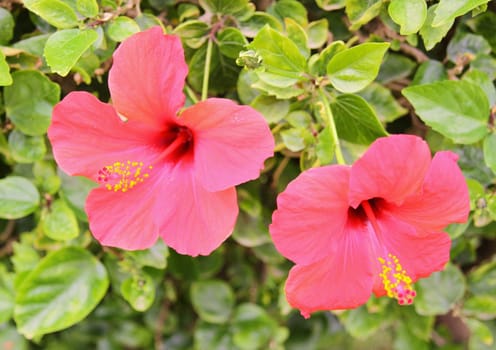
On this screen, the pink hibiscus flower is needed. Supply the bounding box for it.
[48,27,274,256]
[269,135,469,317]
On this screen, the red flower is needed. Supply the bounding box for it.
[269,135,469,317]
[48,27,274,256]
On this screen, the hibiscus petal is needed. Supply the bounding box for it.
[372,211,451,293]
[156,164,238,256]
[180,98,274,191]
[48,91,160,180]
[109,27,188,127]
[349,135,431,207]
[384,151,470,233]
[85,174,161,250]
[270,166,350,265]
[285,217,374,316]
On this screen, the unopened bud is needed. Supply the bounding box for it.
[236,50,263,69]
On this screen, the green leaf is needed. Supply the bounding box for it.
[231,303,278,350]
[307,19,328,49]
[178,3,200,21]
[135,13,163,30]
[464,69,496,107]
[14,247,109,338]
[0,324,28,350]
[22,0,79,29]
[217,27,247,59]
[340,304,389,339]
[331,94,388,145]
[345,0,383,30]
[447,32,491,63]
[4,70,60,136]
[315,0,345,11]
[33,161,61,195]
[420,4,454,50]
[41,200,79,241]
[0,8,14,44]
[466,319,495,350]
[388,0,427,35]
[394,322,429,350]
[377,53,416,84]
[0,177,39,219]
[414,264,466,316]
[8,130,46,163]
[433,0,490,27]
[190,280,234,324]
[0,266,14,323]
[468,260,496,295]
[285,18,309,58]
[281,128,312,152]
[173,20,209,49]
[357,82,407,123]
[247,25,306,81]
[411,60,447,86]
[308,40,346,76]
[316,127,334,165]
[402,80,490,144]
[467,12,496,52]
[239,12,282,38]
[250,95,290,123]
[44,29,98,77]
[121,273,155,312]
[194,322,233,350]
[59,171,97,222]
[483,133,496,174]
[199,0,251,16]
[268,0,308,26]
[327,42,390,93]
[125,240,169,269]
[463,295,496,320]
[0,51,12,86]
[106,16,140,42]
[76,0,98,18]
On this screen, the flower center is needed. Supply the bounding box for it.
[360,200,416,305]
[97,161,152,192]
[159,125,193,163]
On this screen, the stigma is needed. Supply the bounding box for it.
[378,253,416,305]
[97,161,152,192]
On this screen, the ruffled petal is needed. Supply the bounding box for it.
[48,91,161,181]
[85,173,161,250]
[349,135,431,207]
[270,166,350,265]
[285,214,375,317]
[180,98,274,191]
[156,163,238,256]
[371,211,451,297]
[109,27,188,127]
[384,151,470,233]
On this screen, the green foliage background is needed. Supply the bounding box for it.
[1,0,496,349]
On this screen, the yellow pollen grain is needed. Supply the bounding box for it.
[97,160,152,192]
[378,253,416,305]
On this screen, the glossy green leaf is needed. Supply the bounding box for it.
[41,200,79,241]
[178,3,200,21]
[327,42,390,93]
[339,304,390,339]
[469,260,496,295]
[250,95,290,123]
[315,0,345,11]
[414,264,466,316]
[217,27,247,59]
[447,32,491,63]
[22,0,79,28]
[191,280,234,324]
[411,60,447,85]
[420,4,454,50]
[59,171,97,221]
[0,8,14,44]
[307,19,328,49]
[194,322,233,349]
[463,295,496,320]
[281,128,312,152]
[403,80,489,144]
[199,0,251,16]
[76,0,98,18]
[464,69,496,106]
[285,18,309,58]
[466,318,495,350]
[106,16,140,42]
[0,266,14,324]
[0,51,12,86]
[247,25,306,81]
[231,303,278,350]
[8,130,46,163]
[388,0,427,35]
[483,133,496,174]
[239,12,282,38]
[33,161,61,195]
[121,273,155,312]
[331,93,387,145]
[4,70,60,136]
[309,40,346,76]
[394,323,429,350]
[268,0,308,26]
[173,20,209,49]
[0,177,39,219]
[135,13,163,30]
[14,247,109,338]
[433,0,490,27]
[377,53,416,84]
[125,240,169,269]
[358,83,407,123]
[345,0,383,30]
[468,11,496,51]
